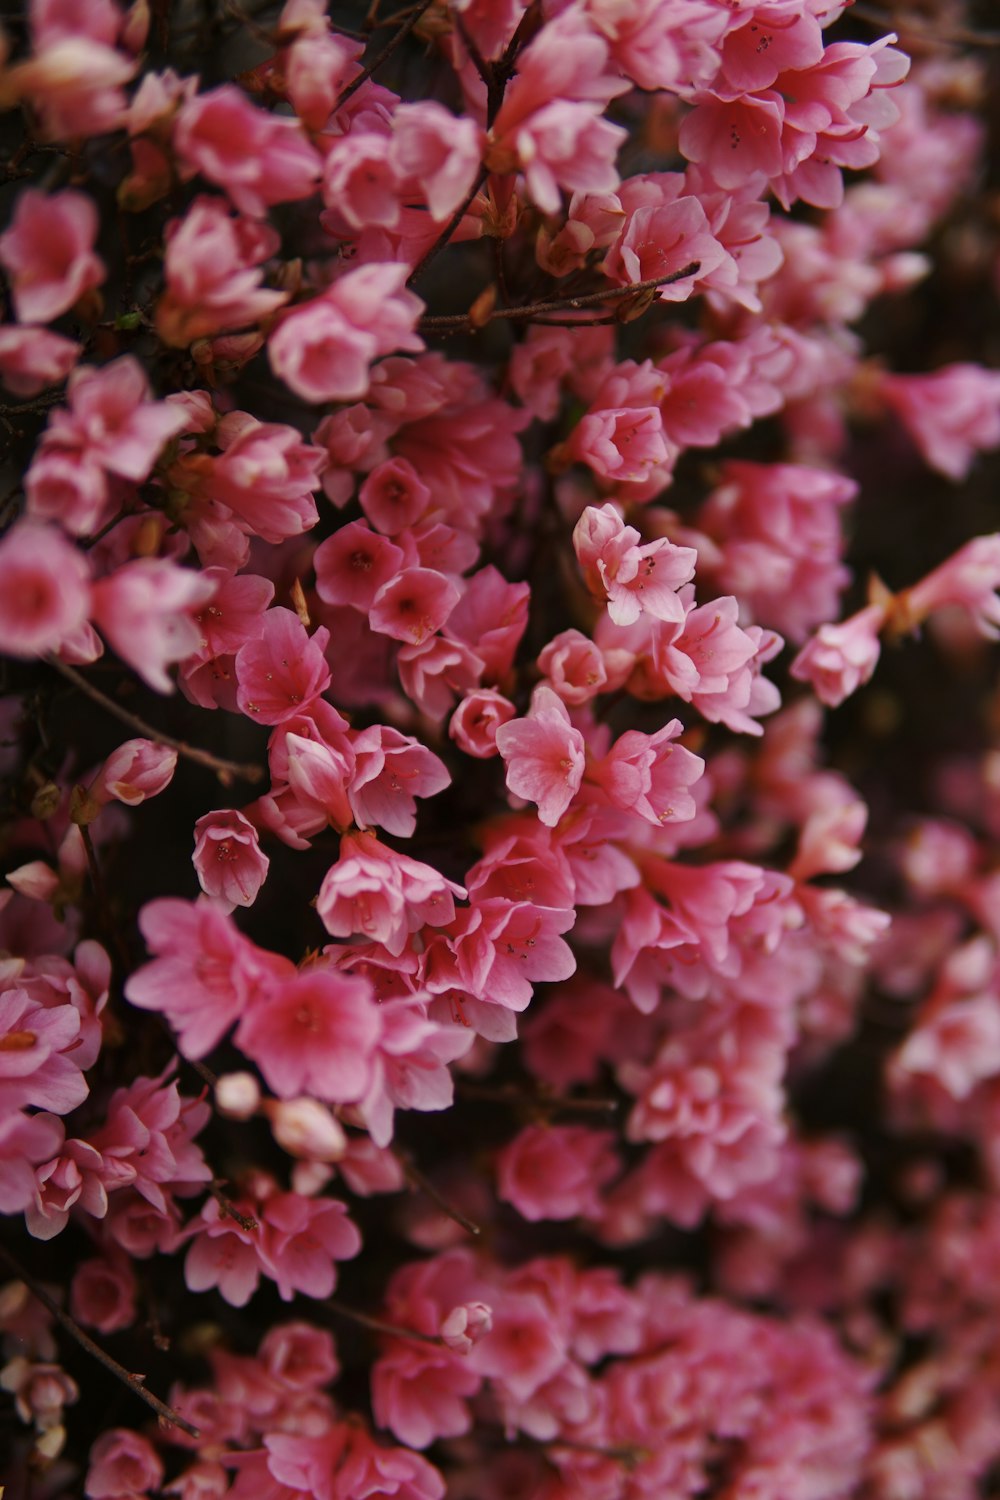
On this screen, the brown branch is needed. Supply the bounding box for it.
[418,265,701,330]
[0,1242,200,1439]
[207,1181,258,1233]
[407,165,490,286]
[326,1296,444,1345]
[390,1145,482,1237]
[45,656,263,787]
[333,0,436,113]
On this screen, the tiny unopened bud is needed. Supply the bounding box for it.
[30,782,61,821]
[70,784,102,826]
[266,1099,347,1162]
[439,1301,493,1354]
[215,1072,261,1120]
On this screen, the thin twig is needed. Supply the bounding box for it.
[391,1145,482,1236]
[332,0,436,113]
[45,656,263,786]
[407,165,489,286]
[207,1181,258,1233]
[326,1296,444,1346]
[418,265,701,330]
[0,1242,200,1439]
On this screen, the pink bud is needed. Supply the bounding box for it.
[90,738,177,808]
[439,1301,493,1354]
[265,1098,348,1161]
[215,1072,261,1119]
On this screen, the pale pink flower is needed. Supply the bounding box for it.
[449,689,517,758]
[235,607,331,723]
[316,831,465,955]
[322,133,403,231]
[269,263,424,404]
[391,102,483,221]
[879,363,1000,481]
[398,634,485,721]
[85,1428,163,1499]
[204,415,324,543]
[347,724,451,836]
[47,356,189,482]
[89,739,177,809]
[573,502,696,626]
[570,405,670,484]
[444,566,531,682]
[495,685,586,827]
[156,196,288,347]
[259,1191,361,1301]
[594,721,705,826]
[497,1123,619,1221]
[92,559,216,694]
[902,534,1000,639]
[0,325,80,398]
[0,188,104,323]
[468,1290,566,1403]
[679,92,787,191]
[24,446,109,536]
[4,36,134,141]
[284,27,363,130]
[605,196,728,299]
[174,85,322,217]
[896,996,1000,1101]
[0,522,91,659]
[265,1098,348,1161]
[236,967,382,1103]
[314,522,405,613]
[790,603,887,707]
[0,1109,64,1216]
[192,809,269,909]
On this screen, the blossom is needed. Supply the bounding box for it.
[46,356,188,482]
[192,809,270,909]
[790,603,887,707]
[235,607,331,723]
[235,967,382,1103]
[316,832,465,955]
[92,559,216,694]
[0,522,91,659]
[495,686,586,828]
[879,363,1000,480]
[174,84,321,217]
[0,188,104,323]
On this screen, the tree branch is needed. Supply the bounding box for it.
[418,264,701,330]
[46,657,263,787]
[0,1242,200,1440]
[333,0,436,113]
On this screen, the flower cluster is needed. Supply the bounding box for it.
[3,0,1000,1496]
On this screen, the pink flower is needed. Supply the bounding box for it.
[89,739,177,809]
[259,1191,361,1301]
[85,1428,163,1499]
[605,196,728,299]
[359,457,431,535]
[570,405,670,484]
[174,85,321,217]
[314,521,404,613]
[70,1256,136,1335]
[92,559,217,694]
[192,809,270,909]
[573,502,696,626]
[235,607,331,723]
[495,685,586,827]
[347,724,451,836]
[25,446,109,536]
[449,689,517,758]
[790,603,887,707]
[235,967,382,1103]
[444,566,530,682]
[497,1123,619,1221]
[879,363,1000,480]
[679,92,786,192]
[902,534,1000,639]
[452,897,577,1013]
[157,196,288,346]
[0,1109,64,1215]
[47,356,188,482]
[0,522,91,659]
[391,101,483,221]
[594,721,705,826]
[0,188,104,323]
[440,1301,493,1355]
[269,263,424,404]
[316,832,464,955]
[4,35,134,142]
[369,567,462,646]
[125,898,289,1059]
[0,324,80,398]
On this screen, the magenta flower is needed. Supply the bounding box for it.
[235,967,382,1103]
[495,685,586,828]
